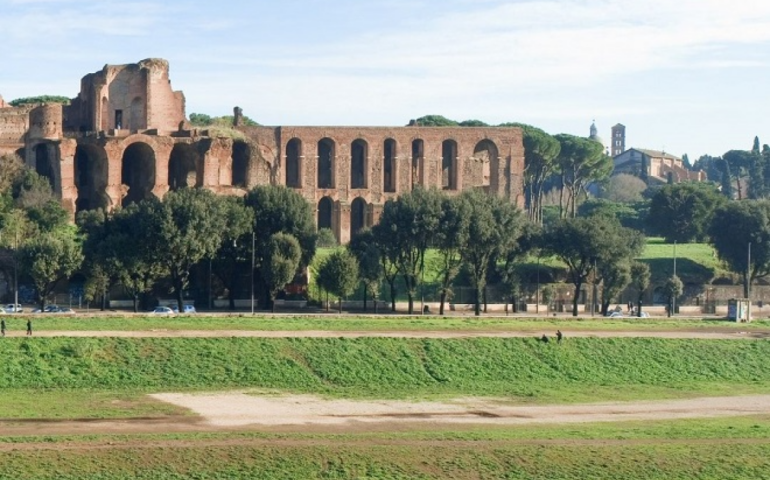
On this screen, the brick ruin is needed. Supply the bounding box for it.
[0,59,525,243]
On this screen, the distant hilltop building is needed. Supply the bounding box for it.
[613,148,705,184]
[589,121,605,152]
[0,59,525,243]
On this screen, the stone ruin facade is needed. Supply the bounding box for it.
[0,59,525,243]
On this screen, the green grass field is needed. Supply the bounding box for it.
[1,321,768,478]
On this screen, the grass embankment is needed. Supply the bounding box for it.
[12,314,770,331]
[1,337,769,419]
[1,336,769,479]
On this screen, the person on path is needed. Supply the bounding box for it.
[26,319,32,336]
[1,318,5,337]
[556,330,563,344]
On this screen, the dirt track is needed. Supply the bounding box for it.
[5,328,770,339]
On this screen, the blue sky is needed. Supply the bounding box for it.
[3,0,770,159]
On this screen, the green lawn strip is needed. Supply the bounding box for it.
[12,314,770,332]
[0,434,767,479]
[0,337,768,420]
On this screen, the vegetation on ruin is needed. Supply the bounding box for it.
[8,95,70,107]
[188,112,259,127]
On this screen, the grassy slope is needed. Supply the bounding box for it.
[0,337,768,410]
[1,336,768,478]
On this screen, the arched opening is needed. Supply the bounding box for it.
[317,196,333,231]
[35,143,55,190]
[384,139,397,193]
[232,141,250,188]
[169,143,201,191]
[411,139,424,189]
[442,139,458,190]
[351,139,368,189]
[74,143,109,213]
[121,142,156,206]
[285,138,302,188]
[351,197,367,237]
[317,138,335,189]
[473,140,499,191]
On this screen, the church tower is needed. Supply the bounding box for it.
[611,124,626,157]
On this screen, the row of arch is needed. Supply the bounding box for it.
[285,138,500,192]
[317,196,370,240]
[35,139,255,213]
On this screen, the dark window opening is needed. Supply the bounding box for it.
[384,139,397,193]
[286,139,302,188]
[317,138,335,189]
[351,139,367,189]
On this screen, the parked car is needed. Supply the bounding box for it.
[606,311,625,318]
[54,307,76,315]
[5,304,23,313]
[32,305,60,313]
[170,304,196,314]
[152,306,175,315]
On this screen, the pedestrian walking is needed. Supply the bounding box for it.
[26,319,32,336]
[556,330,563,344]
[1,318,5,337]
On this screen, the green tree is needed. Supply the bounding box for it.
[316,250,359,313]
[375,188,442,314]
[457,189,525,316]
[663,275,683,317]
[602,173,647,203]
[520,126,561,224]
[723,149,753,200]
[371,223,400,312]
[210,196,254,310]
[542,215,640,316]
[646,182,725,243]
[13,169,68,232]
[111,201,167,312]
[408,115,458,127]
[554,134,613,218]
[263,233,302,312]
[19,229,83,309]
[244,185,317,307]
[348,229,383,313]
[432,195,470,315]
[158,188,228,312]
[630,261,651,316]
[708,200,770,298]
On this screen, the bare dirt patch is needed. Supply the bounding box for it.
[148,392,770,428]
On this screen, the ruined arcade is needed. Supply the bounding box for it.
[0,59,525,243]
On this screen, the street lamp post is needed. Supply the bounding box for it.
[250,230,255,315]
[536,256,540,315]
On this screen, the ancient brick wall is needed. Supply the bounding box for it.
[0,105,31,155]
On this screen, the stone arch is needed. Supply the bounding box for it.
[168,143,201,191]
[317,138,335,189]
[74,143,110,213]
[350,197,367,237]
[121,142,156,206]
[411,139,424,189]
[473,139,499,191]
[384,138,397,193]
[34,143,56,191]
[232,141,250,188]
[317,196,333,231]
[285,138,302,188]
[442,139,458,190]
[351,139,368,189]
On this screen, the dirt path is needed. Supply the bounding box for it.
[1,393,769,439]
[5,329,770,339]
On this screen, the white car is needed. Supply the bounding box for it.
[151,306,175,315]
[5,304,23,313]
